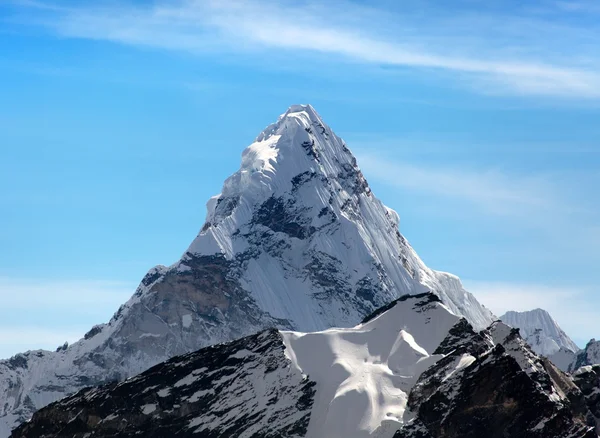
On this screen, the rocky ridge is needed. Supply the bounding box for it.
[12,294,595,438]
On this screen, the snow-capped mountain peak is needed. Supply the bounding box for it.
[188,103,367,258]
[184,104,494,332]
[0,104,494,436]
[500,308,579,357]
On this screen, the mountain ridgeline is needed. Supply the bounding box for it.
[12,294,596,438]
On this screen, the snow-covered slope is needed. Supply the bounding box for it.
[281,293,460,438]
[500,309,579,357]
[0,104,494,435]
[13,294,594,438]
[182,104,493,331]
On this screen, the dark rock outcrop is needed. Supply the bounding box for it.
[573,365,600,434]
[11,330,315,438]
[397,322,595,438]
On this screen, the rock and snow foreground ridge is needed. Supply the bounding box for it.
[13,294,596,438]
[573,365,600,435]
[0,104,495,435]
[500,309,580,358]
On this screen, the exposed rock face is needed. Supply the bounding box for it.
[0,105,495,435]
[500,309,579,358]
[12,330,315,438]
[10,296,595,438]
[573,365,600,434]
[396,322,595,438]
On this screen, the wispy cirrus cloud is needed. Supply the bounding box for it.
[355,149,600,285]
[356,153,559,218]
[4,0,600,98]
[553,1,600,13]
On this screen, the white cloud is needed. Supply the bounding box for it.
[553,1,600,13]
[0,277,134,309]
[8,0,600,98]
[464,280,596,346]
[356,153,558,217]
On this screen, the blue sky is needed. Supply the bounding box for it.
[1,0,599,358]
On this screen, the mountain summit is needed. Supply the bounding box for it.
[183,104,494,331]
[500,309,579,357]
[0,104,494,435]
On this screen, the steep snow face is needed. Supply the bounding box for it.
[500,309,579,357]
[0,104,494,436]
[187,104,494,331]
[281,293,461,438]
